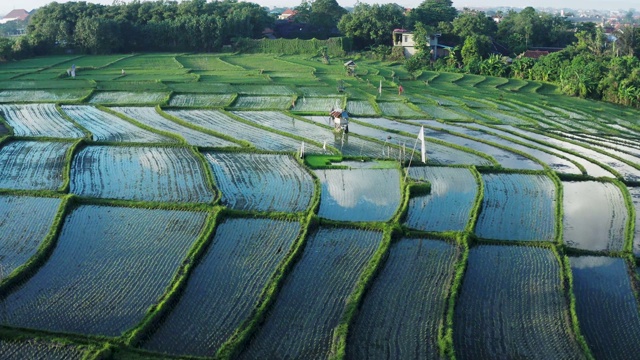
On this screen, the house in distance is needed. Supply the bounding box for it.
[0,9,29,24]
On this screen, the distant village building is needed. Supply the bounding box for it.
[392,29,453,59]
[0,9,29,24]
[278,9,298,21]
[392,29,416,58]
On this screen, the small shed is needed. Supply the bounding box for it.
[344,60,356,76]
[329,108,349,133]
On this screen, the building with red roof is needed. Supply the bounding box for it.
[278,9,298,21]
[0,9,29,24]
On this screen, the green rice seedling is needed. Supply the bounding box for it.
[62,105,176,143]
[238,227,382,360]
[231,95,293,110]
[0,195,61,282]
[168,93,235,107]
[88,91,169,105]
[453,74,486,87]
[496,78,529,92]
[345,100,377,116]
[0,205,209,336]
[0,141,73,190]
[346,237,458,359]
[111,107,238,148]
[0,104,85,138]
[204,152,314,212]
[454,245,585,359]
[475,173,556,241]
[70,145,215,203]
[475,76,509,89]
[167,109,323,153]
[0,338,86,359]
[142,217,301,357]
[570,256,640,359]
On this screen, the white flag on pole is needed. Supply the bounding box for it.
[300,141,305,158]
[378,80,382,95]
[322,140,327,151]
[418,126,426,163]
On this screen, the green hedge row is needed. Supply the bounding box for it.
[236,37,350,57]
[0,195,73,299]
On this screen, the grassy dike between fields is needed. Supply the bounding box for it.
[560,253,595,360]
[0,194,73,298]
[222,110,331,152]
[215,160,323,359]
[549,171,565,245]
[155,106,252,148]
[329,223,397,360]
[55,104,93,139]
[329,162,408,359]
[613,179,637,254]
[59,139,84,193]
[214,213,317,359]
[441,234,470,359]
[438,165,484,358]
[96,105,187,144]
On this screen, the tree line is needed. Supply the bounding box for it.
[1,0,272,57]
[399,5,640,108]
[336,0,640,107]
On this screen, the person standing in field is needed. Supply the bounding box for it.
[398,84,404,95]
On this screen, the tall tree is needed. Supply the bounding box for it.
[337,3,405,49]
[74,17,122,54]
[495,7,573,55]
[23,0,274,54]
[558,53,604,98]
[461,34,492,64]
[295,0,347,39]
[614,25,639,57]
[452,9,497,39]
[0,37,15,61]
[407,0,457,28]
[310,0,346,36]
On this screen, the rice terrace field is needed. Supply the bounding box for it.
[0,52,639,359]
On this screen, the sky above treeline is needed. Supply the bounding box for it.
[1,0,636,19]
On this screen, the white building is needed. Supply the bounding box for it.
[392,29,416,57]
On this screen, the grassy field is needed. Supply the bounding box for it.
[0,52,639,360]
